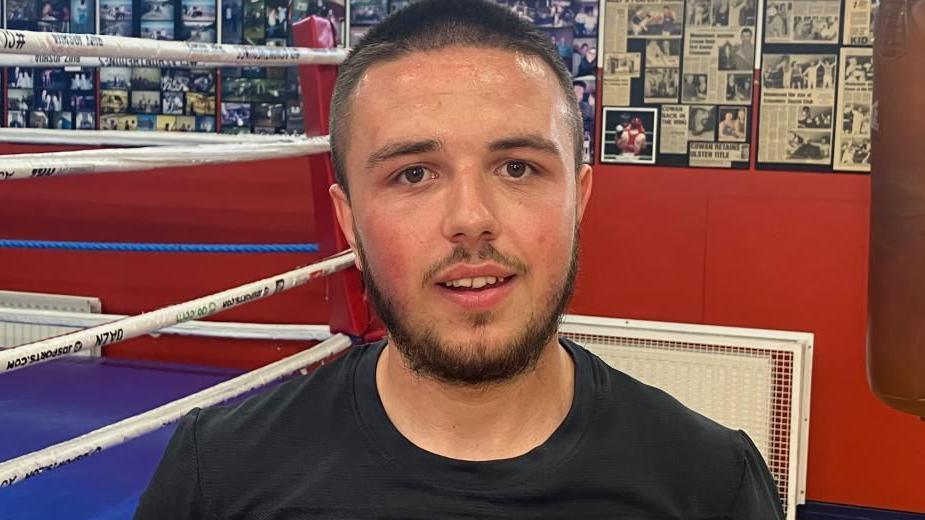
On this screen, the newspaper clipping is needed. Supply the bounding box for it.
[659,104,689,153]
[601,107,659,163]
[758,53,838,165]
[689,141,750,167]
[834,47,873,171]
[842,0,879,45]
[681,0,757,105]
[643,38,681,102]
[765,0,841,44]
[604,51,641,105]
[604,0,682,105]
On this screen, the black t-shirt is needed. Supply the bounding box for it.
[135,339,784,519]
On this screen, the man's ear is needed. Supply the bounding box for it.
[329,184,364,272]
[576,164,593,224]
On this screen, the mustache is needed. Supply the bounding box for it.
[422,243,529,287]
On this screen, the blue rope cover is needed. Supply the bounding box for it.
[0,240,320,254]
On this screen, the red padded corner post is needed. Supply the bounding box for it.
[293,16,376,339]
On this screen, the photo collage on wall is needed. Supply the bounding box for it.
[349,0,601,164]
[4,0,98,129]
[599,0,757,169]
[98,0,218,132]
[220,0,345,134]
[756,0,875,173]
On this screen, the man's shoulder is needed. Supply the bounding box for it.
[192,342,374,443]
[568,338,749,483]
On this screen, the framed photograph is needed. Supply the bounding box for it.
[181,21,217,42]
[254,102,285,127]
[190,71,216,93]
[36,69,69,90]
[101,68,132,89]
[76,112,95,129]
[141,20,175,40]
[137,114,158,130]
[221,102,252,126]
[573,1,599,37]
[157,115,178,131]
[162,69,192,92]
[132,68,161,90]
[7,0,38,30]
[29,111,51,129]
[182,0,216,20]
[69,94,96,112]
[68,70,95,90]
[36,0,71,32]
[7,89,34,112]
[52,112,74,129]
[71,0,96,34]
[131,90,161,114]
[351,0,386,26]
[8,111,28,128]
[244,0,267,44]
[7,67,34,89]
[222,0,244,43]
[186,92,216,115]
[196,116,216,132]
[600,107,658,164]
[265,0,289,39]
[175,115,197,131]
[141,0,174,20]
[162,92,186,114]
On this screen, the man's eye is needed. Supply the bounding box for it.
[504,161,532,178]
[398,166,428,184]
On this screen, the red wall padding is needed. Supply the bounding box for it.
[1,143,923,512]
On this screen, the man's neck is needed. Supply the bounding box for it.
[375,336,575,462]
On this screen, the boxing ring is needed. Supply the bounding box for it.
[0,18,376,518]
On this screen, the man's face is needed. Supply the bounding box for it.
[741,31,752,45]
[332,47,593,384]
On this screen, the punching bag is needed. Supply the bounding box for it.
[869,0,925,417]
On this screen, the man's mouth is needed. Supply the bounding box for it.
[438,275,514,290]
[434,275,517,310]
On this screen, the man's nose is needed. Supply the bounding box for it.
[441,172,500,247]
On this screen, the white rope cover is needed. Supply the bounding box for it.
[0,333,352,488]
[0,250,356,374]
[0,308,332,342]
[0,28,347,67]
[0,137,330,180]
[0,128,305,147]
[0,53,225,68]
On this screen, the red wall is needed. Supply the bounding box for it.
[1,143,923,512]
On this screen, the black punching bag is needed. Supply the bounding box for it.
[869,0,925,417]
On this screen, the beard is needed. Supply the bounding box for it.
[356,234,579,387]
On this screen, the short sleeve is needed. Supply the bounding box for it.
[134,409,206,520]
[728,430,785,520]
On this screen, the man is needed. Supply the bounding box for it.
[733,27,755,70]
[135,1,784,518]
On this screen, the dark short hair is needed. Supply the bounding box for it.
[329,0,584,198]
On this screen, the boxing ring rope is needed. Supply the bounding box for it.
[0,137,330,180]
[0,333,352,488]
[0,128,308,146]
[0,249,355,374]
[0,28,348,66]
[0,307,332,342]
[0,54,234,68]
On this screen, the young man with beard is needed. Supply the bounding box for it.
[135,1,784,517]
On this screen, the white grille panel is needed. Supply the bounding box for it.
[559,315,812,520]
[0,290,102,356]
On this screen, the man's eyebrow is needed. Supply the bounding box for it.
[365,139,443,168]
[488,135,562,157]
